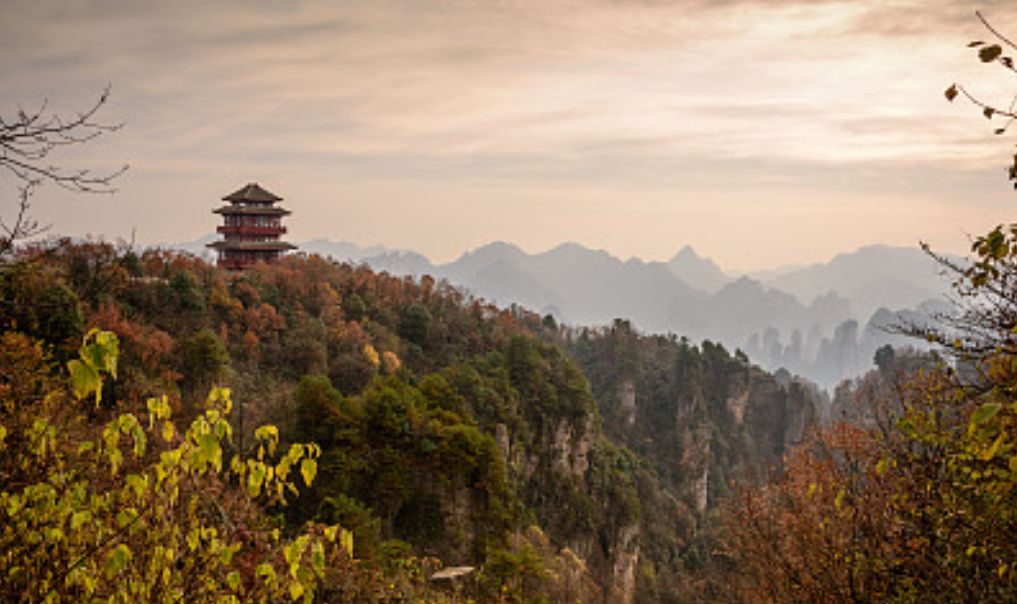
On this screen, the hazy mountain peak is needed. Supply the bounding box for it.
[451,241,526,268]
[667,244,730,294]
[443,241,529,283]
[765,244,951,318]
[457,240,526,260]
[671,244,700,260]
[545,241,610,259]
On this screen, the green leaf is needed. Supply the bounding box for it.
[980,44,1003,62]
[70,511,90,531]
[68,359,100,402]
[285,535,309,567]
[226,571,241,591]
[971,403,1001,425]
[311,541,325,577]
[104,544,132,578]
[980,432,1007,461]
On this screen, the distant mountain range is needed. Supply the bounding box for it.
[761,245,951,320]
[164,235,960,390]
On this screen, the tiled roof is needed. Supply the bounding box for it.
[213,205,290,216]
[222,183,282,203]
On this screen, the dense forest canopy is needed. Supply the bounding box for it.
[0,239,830,602]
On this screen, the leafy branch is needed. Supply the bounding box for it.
[944,11,1017,188]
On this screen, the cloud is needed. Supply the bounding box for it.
[2,0,1015,266]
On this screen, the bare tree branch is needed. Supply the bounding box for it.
[977,10,1017,53]
[0,86,127,259]
[0,184,52,261]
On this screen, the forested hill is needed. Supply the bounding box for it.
[1,241,821,603]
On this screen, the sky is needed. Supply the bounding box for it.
[3,0,1017,271]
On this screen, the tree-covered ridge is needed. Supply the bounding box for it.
[1,243,686,601]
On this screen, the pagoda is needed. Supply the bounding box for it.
[208,183,296,270]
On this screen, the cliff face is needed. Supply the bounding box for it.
[565,320,822,601]
[446,334,644,603]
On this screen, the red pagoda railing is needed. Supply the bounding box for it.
[216,225,287,236]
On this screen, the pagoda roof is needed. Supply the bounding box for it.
[223,183,282,203]
[206,240,297,251]
[213,205,290,216]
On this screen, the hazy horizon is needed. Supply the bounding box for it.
[5,0,1017,272]
[174,230,933,275]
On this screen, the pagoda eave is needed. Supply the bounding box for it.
[213,205,291,216]
[206,241,297,251]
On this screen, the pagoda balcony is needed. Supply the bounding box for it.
[217,225,287,236]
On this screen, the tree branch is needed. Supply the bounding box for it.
[0,86,126,258]
[977,11,1017,52]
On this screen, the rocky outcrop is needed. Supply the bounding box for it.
[680,425,711,513]
[607,524,641,604]
[551,415,595,478]
[726,389,749,424]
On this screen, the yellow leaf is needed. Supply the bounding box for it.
[875,458,890,475]
[162,421,175,443]
[300,459,317,487]
[340,529,354,557]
